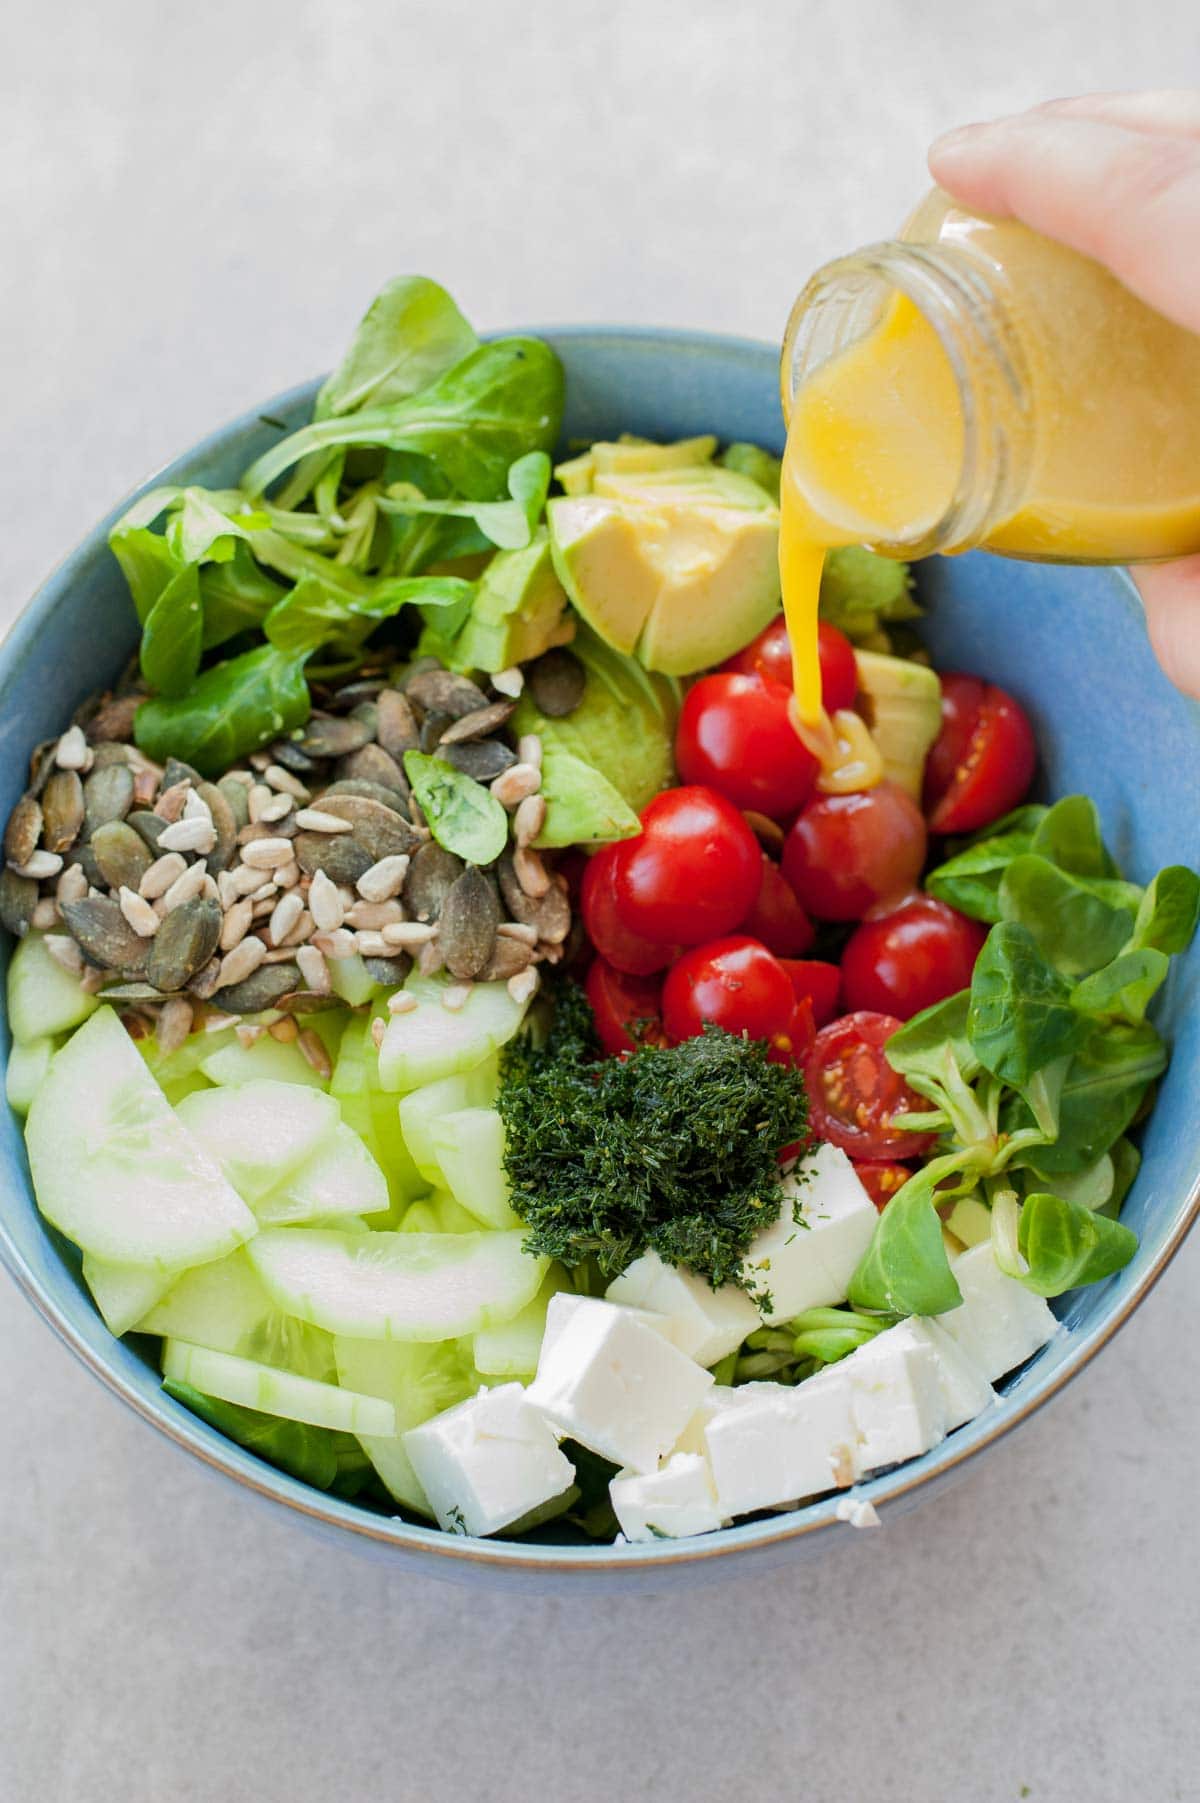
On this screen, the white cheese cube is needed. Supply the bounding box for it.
[537,1289,684,1365]
[837,1321,948,1472]
[936,1243,1061,1383]
[527,1295,713,1473]
[606,1251,759,1366]
[674,1384,746,1455]
[702,1374,859,1516]
[401,1383,575,1538]
[741,1142,878,1320]
[905,1317,997,1430]
[610,1452,725,1542]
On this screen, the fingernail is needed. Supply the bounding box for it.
[929,123,985,160]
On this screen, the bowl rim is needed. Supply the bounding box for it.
[1,324,1198,1577]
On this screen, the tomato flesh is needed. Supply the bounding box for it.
[782,782,927,921]
[840,895,986,1020]
[580,842,674,975]
[740,856,815,957]
[614,786,762,947]
[804,1011,936,1159]
[675,672,819,820]
[725,618,859,714]
[853,1160,914,1211]
[924,672,1038,835]
[779,958,842,1027]
[585,957,665,1057]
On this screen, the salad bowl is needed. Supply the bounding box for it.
[1,328,1197,1592]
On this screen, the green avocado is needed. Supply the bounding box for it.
[854,650,943,799]
[546,463,781,677]
[555,434,718,496]
[451,530,571,674]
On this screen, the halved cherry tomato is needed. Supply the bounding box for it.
[585,957,665,1058]
[614,787,762,947]
[804,1011,936,1159]
[725,618,859,714]
[662,934,800,1059]
[675,672,819,820]
[779,958,842,1027]
[740,856,815,956]
[853,1160,914,1211]
[580,842,674,975]
[840,895,986,1020]
[782,782,927,921]
[923,672,1038,835]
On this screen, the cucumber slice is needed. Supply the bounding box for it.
[328,953,380,1008]
[7,932,98,1044]
[159,1071,214,1107]
[427,1189,485,1234]
[399,1200,442,1235]
[255,1122,388,1226]
[473,1270,567,1377]
[174,1080,341,1203]
[431,1107,520,1229]
[137,1247,334,1379]
[82,1254,172,1336]
[398,1057,499,1182]
[334,1336,479,1514]
[26,1007,257,1269]
[162,1339,395,1436]
[376,975,529,1092]
[248,1227,547,1341]
[5,1035,57,1116]
[199,1035,327,1089]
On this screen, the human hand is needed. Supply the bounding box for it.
[928,91,1200,702]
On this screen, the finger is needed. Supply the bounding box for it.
[1032,90,1200,140]
[928,115,1200,333]
[1134,557,1200,701]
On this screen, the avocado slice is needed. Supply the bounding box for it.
[855,650,943,799]
[451,530,571,674]
[555,434,717,496]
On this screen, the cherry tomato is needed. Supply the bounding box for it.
[740,856,815,957]
[614,787,762,947]
[840,895,987,1020]
[853,1160,914,1211]
[585,957,665,1058]
[779,958,842,1027]
[675,672,819,820]
[662,935,797,1055]
[782,783,927,921]
[580,842,675,975]
[804,1011,936,1160]
[923,673,1038,835]
[725,618,859,714]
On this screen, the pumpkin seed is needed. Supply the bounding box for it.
[437,700,518,746]
[363,953,412,987]
[438,865,500,980]
[298,715,371,759]
[376,689,421,759]
[268,738,322,776]
[197,781,238,873]
[83,763,135,836]
[319,777,410,812]
[217,775,251,830]
[27,739,59,797]
[406,669,490,719]
[319,795,420,861]
[216,961,302,1014]
[145,896,222,991]
[88,742,134,770]
[403,841,464,922]
[127,809,169,853]
[91,821,155,892]
[419,710,454,753]
[441,739,518,782]
[349,701,379,736]
[162,757,203,791]
[293,831,374,887]
[86,696,140,743]
[60,896,148,972]
[481,935,534,982]
[41,770,85,854]
[527,648,586,717]
[328,678,384,711]
[497,851,571,943]
[0,869,36,937]
[97,981,172,1002]
[4,795,43,869]
[336,743,410,795]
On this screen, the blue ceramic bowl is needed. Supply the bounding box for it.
[1,330,1198,1593]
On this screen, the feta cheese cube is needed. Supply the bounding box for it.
[606,1250,759,1366]
[837,1321,948,1472]
[674,1384,746,1455]
[610,1452,725,1542]
[701,1374,859,1516]
[741,1142,878,1320]
[905,1317,997,1430]
[537,1290,683,1365]
[527,1295,713,1473]
[402,1383,576,1538]
[936,1243,1061,1383]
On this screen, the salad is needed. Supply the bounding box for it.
[2,276,1197,1546]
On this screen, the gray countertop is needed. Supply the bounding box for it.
[2,6,1196,1798]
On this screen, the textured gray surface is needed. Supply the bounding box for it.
[1,5,1197,1798]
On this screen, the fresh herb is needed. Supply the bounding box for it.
[314,275,478,421]
[135,643,311,775]
[925,806,1048,923]
[139,563,203,697]
[378,449,552,553]
[1015,1190,1139,1297]
[403,751,509,864]
[498,984,808,1293]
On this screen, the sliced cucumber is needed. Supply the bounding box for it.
[328,952,382,1009]
[82,1254,172,1336]
[5,1035,57,1116]
[7,932,98,1044]
[158,1071,215,1107]
[255,1122,388,1226]
[26,1007,257,1269]
[199,1034,327,1089]
[376,975,529,1092]
[174,1080,341,1203]
[162,1339,395,1436]
[431,1107,520,1229]
[398,1057,499,1182]
[334,1336,479,1514]
[248,1227,547,1341]
[137,1247,334,1379]
[426,1189,485,1234]
[474,1270,567,1378]
[398,1199,443,1235]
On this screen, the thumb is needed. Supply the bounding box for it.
[1133,557,1200,700]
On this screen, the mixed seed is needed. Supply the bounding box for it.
[4,652,587,1046]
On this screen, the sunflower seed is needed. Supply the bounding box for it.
[346,899,404,931]
[183,790,213,827]
[517,733,543,770]
[298,716,371,760]
[304,868,342,933]
[13,850,62,880]
[264,765,311,802]
[154,781,192,825]
[86,696,140,743]
[380,920,437,947]
[481,936,533,981]
[269,891,305,945]
[31,897,59,930]
[296,1030,332,1079]
[145,897,222,991]
[376,689,420,759]
[128,810,169,853]
[217,962,302,1014]
[441,739,518,783]
[162,861,211,912]
[56,863,88,906]
[336,743,411,796]
[61,895,148,971]
[159,817,216,856]
[220,898,254,952]
[294,808,355,834]
[132,766,160,806]
[403,841,464,922]
[491,762,541,808]
[44,934,85,974]
[217,776,251,830]
[437,700,518,746]
[354,931,396,957]
[119,887,160,937]
[295,944,331,995]
[355,853,411,904]
[139,851,187,900]
[508,967,540,1005]
[514,794,546,848]
[5,795,43,869]
[54,725,92,772]
[416,938,444,976]
[438,865,500,979]
[0,869,36,937]
[387,990,419,1015]
[275,859,301,889]
[157,997,195,1055]
[406,669,489,719]
[527,648,585,717]
[239,836,293,870]
[41,771,85,853]
[497,851,571,940]
[312,927,356,961]
[197,782,238,873]
[218,936,267,990]
[370,1016,387,1050]
[188,960,222,1001]
[491,667,524,699]
[269,1015,300,1041]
